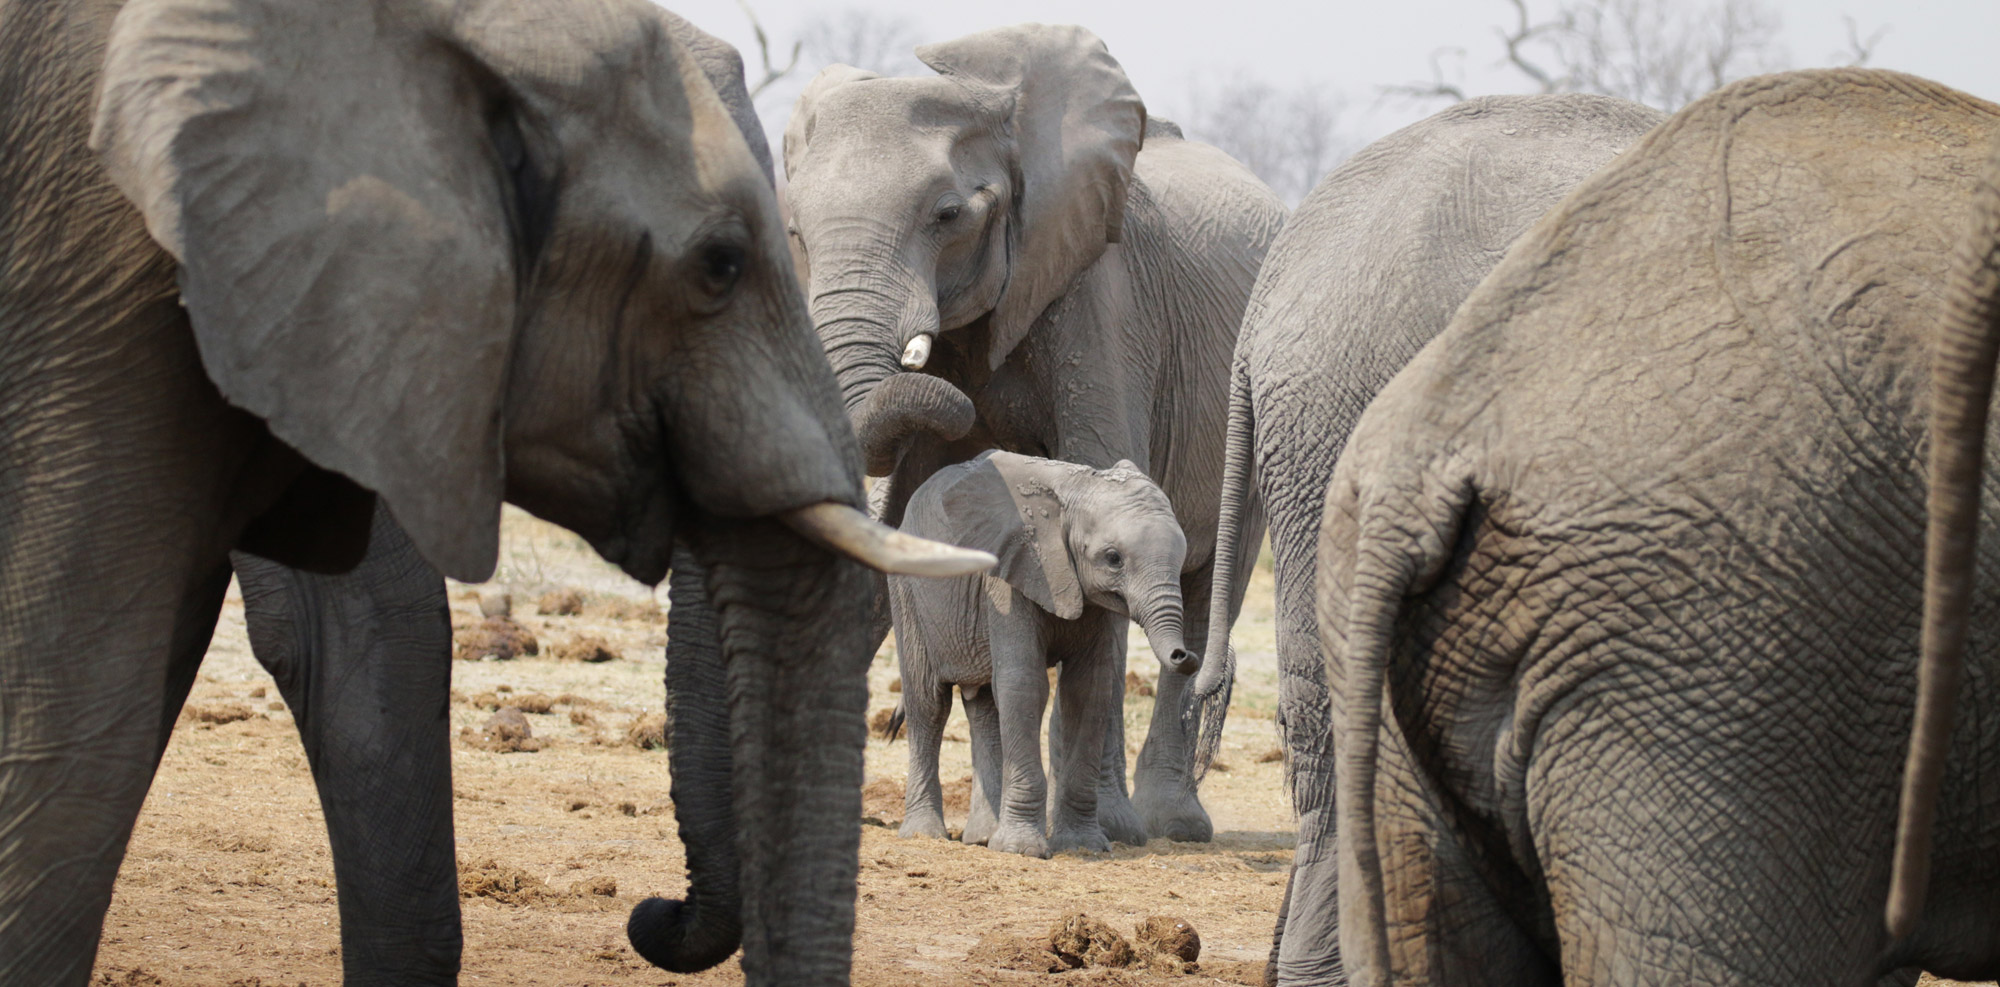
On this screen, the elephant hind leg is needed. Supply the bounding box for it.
[961,686,1003,846]
[898,675,953,841]
[234,505,460,985]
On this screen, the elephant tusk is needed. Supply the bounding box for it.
[900,333,934,370]
[780,502,995,577]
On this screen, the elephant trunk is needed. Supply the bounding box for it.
[1888,141,2000,938]
[640,519,876,983]
[629,549,742,973]
[812,271,974,476]
[1190,361,1254,780]
[1133,580,1198,678]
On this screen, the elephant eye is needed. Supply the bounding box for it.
[1104,548,1123,568]
[700,243,745,296]
[936,203,962,225]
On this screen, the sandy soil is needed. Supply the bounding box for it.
[91,509,1297,986]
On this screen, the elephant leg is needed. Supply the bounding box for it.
[629,548,742,973]
[234,505,459,986]
[987,629,1053,859]
[1271,548,1344,987]
[1131,564,1216,843]
[961,685,1003,846]
[0,560,230,986]
[1265,865,1291,987]
[898,677,952,840]
[1059,630,1149,846]
[1048,625,1118,854]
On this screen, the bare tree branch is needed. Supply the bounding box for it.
[1381,47,1469,104]
[1499,0,1563,92]
[735,0,801,99]
[1177,70,1353,206]
[1834,15,1890,67]
[798,8,923,77]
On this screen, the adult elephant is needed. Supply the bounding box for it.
[0,2,985,986]
[784,23,1286,842]
[1182,94,1663,986]
[1319,69,2000,987]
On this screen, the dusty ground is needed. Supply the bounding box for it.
[92,508,1296,986]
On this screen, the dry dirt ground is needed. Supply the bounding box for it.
[92,509,1293,987]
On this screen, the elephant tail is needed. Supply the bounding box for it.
[885,699,906,743]
[1323,466,1474,987]
[1888,138,2000,939]
[1188,359,1256,781]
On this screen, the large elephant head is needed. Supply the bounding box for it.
[92,0,979,584]
[782,24,1146,476]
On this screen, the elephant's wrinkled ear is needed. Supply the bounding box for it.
[784,64,879,183]
[662,10,774,186]
[938,452,1083,620]
[92,0,513,581]
[917,24,1145,371]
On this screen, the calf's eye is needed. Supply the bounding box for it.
[702,244,744,294]
[1104,548,1123,568]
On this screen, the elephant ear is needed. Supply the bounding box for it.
[917,24,1145,371]
[938,452,1083,620]
[661,10,775,186]
[91,0,515,581]
[783,64,880,183]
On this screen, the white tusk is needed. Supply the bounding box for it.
[780,502,995,577]
[900,333,934,370]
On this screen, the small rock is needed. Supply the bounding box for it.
[478,589,512,618]
[1125,670,1156,698]
[625,712,667,750]
[266,701,285,712]
[554,635,619,663]
[1135,915,1201,962]
[536,588,584,616]
[455,617,538,661]
[248,686,267,699]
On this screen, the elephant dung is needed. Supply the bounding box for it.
[1134,915,1201,962]
[458,858,552,904]
[535,588,584,616]
[624,712,667,750]
[553,634,619,663]
[1047,912,1135,969]
[966,929,1070,974]
[464,707,542,753]
[455,617,539,661]
[477,589,512,618]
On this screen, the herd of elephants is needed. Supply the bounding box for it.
[6,0,2000,985]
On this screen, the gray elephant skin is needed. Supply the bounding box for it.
[0,2,989,985]
[1184,94,1663,986]
[1318,69,2000,986]
[785,23,1287,843]
[890,451,1196,857]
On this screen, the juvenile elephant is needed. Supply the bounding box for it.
[0,2,984,985]
[1181,94,1663,986]
[890,452,1196,857]
[786,23,1286,843]
[1318,69,2000,986]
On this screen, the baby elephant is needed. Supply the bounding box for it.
[890,451,1198,857]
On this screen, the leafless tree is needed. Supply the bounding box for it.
[1176,71,1352,206]
[734,0,801,100]
[798,7,923,77]
[1391,0,1811,112]
[1833,15,1891,67]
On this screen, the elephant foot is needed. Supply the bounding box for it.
[1097,786,1149,846]
[1134,786,1211,843]
[962,802,997,845]
[988,822,1050,859]
[1049,822,1111,855]
[900,809,949,840]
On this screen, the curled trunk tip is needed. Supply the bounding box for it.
[627,895,741,973]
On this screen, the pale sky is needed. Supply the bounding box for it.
[661,0,2000,156]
